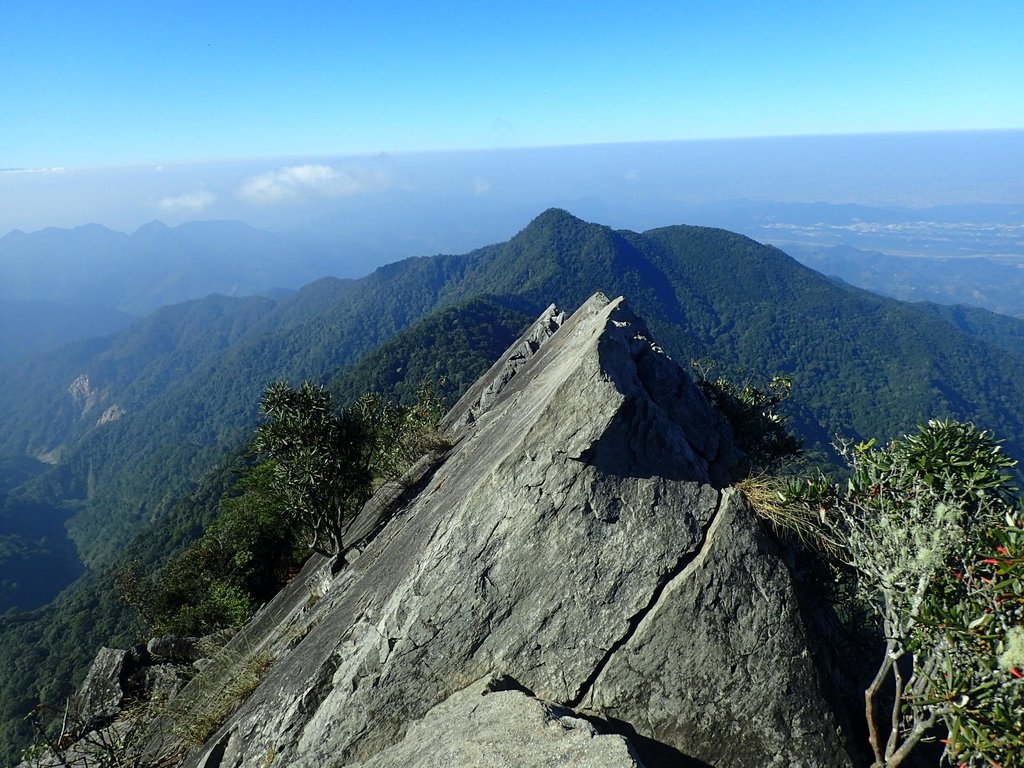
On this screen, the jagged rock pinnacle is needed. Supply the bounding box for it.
[178,294,851,768]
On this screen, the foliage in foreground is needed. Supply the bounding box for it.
[22,697,182,768]
[120,460,305,636]
[251,381,374,559]
[916,498,1024,764]
[253,380,447,557]
[779,420,1024,768]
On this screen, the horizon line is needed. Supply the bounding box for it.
[6,127,1022,175]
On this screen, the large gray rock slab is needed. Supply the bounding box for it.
[185,294,851,768]
[442,301,568,433]
[582,490,849,768]
[353,675,645,768]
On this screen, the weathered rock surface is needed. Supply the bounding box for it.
[183,293,852,768]
[147,635,203,664]
[442,301,568,432]
[71,645,149,731]
[23,640,194,768]
[353,675,645,768]
[581,492,843,767]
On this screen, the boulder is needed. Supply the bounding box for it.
[147,635,203,663]
[582,491,848,767]
[184,294,853,768]
[71,645,149,731]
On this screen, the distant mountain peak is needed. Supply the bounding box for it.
[73,223,117,234]
[519,207,594,233]
[133,220,171,235]
[508,208,613,251]
[534,206,584,223]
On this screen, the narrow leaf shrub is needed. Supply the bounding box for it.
[780,420,1022,767]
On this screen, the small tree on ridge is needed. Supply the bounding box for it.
[252,381,372,557]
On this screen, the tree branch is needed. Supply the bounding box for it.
[866,637,897,767]
[887,706,938,768]
[885,655,905,762]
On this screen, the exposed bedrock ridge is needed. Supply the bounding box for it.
[189,293,852,768]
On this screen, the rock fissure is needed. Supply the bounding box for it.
[567,488,725,709]
[293,651,342,724]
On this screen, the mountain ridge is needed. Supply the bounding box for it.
[0,219,371,316]
[164,294,852,768]
[4,208,1024,762]
[0,298,137,366]
[5,208,1024,566]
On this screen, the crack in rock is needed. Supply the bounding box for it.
[568,488,724,709]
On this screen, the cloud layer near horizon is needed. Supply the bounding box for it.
[237,163,393,203]
[159,189,217,213]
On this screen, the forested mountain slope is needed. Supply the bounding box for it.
[4,209,1024,763]
[786,242,1024,320]
[0,299,136,366]
[914,301,1024,357]
[0,294,276,461]
[4,208,1024,568]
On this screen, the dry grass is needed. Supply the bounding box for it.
[167,646,274,747]
[21,637,271,766]
[738,474,843,559]
[21,694,187,768]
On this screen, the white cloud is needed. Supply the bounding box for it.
[238,163,393,204]
[158,189,217,213]
[0,166,65,174]
[473,177,491,194]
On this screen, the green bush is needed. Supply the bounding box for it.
[252,381,373,558]
[253,380,447,557]
[915,500,1024,766]
[120,461,305,635]
[122,382,448,636]
[781,419,1023,768]
[351,379,449,487]
[692,361,801,477]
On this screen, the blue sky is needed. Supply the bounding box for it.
[3,0,1022,168]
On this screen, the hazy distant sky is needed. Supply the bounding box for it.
[3,0,1022,168]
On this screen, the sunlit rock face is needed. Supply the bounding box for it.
[187,293,852,768]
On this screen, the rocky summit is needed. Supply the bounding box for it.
[67,293,855,767]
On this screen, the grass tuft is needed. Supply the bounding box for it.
[738,474,843,558]
[167,645,274,747]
